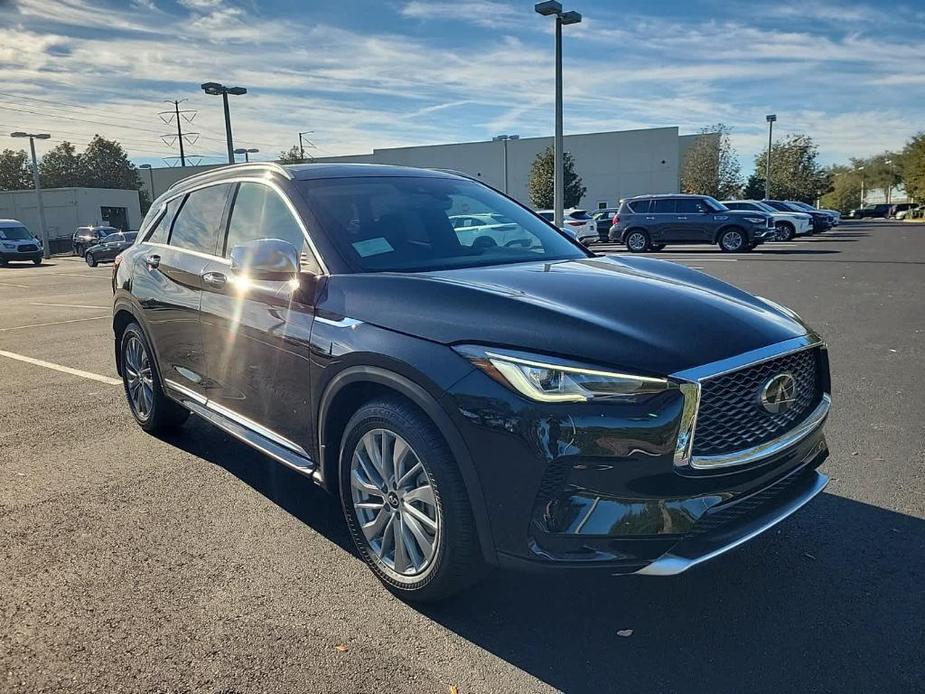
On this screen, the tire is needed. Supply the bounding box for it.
[649,243,666,251]
[120,322,189,433]
[32,258,42,265]
[85,253,97,267]
[339,398,484,602]
[625,229,650,253]
[718,228,747,252]
[776,222,795,241]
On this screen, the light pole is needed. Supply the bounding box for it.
[139,164,156,200]
[298,131,314,161]
[10,131,51,259]
[201,82,247,164]
[765,114,776,200]
[885,158,894,206]
[492,134,519,194]
[234,147,259,163]
[856,166,865,207]
[535,1,581,227]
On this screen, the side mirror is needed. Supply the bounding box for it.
[230,238,300,280]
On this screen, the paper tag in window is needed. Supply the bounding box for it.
[352,237,394,257]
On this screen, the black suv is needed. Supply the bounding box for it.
[113,163,831,601]
[609,194,776,252]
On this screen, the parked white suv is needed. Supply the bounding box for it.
[722,200,812,241]
[0,219,43,266]
[537,209,598,245]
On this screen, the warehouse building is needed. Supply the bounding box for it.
[0,187,142,250]
[138,126,707,211]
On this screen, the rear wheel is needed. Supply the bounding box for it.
[120,322,189,432]
[85,252,97,267]
[339,398,484,602]
[625,230,650,253]
[718,228,747,252]
[776,222,795,241]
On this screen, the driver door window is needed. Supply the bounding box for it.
[224,182,320,273]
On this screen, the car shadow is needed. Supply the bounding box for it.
[0,261,58,269]
[158,420,925,693]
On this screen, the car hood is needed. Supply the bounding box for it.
[318,256,810,376]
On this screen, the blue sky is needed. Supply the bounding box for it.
[1,0,923,173]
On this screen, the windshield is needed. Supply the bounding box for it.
[752,201,779,214]
[299,176,589,272]
[0,226,33,240]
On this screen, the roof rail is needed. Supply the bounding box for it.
[166,162,294,191]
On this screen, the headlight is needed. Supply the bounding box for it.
[744,217,765,224]
[455,346,669,403]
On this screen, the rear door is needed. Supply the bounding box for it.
[198,180,323,454]
[133,183,233,401]
[647,198,676,242]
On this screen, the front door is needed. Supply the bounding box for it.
[199,181,323,454]
[132,184,232,401]
[673,198,712,242]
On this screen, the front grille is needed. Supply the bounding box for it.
[692,348,822,456]
[17,244,38,252]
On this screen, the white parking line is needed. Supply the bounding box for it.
[0,315,109,332]
[0,349,121,385]
[30,302,111,310]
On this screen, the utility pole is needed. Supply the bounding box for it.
[11,131,51,259]
[765,114,776,199]
[299,130,314,162]
[159,99,198,167]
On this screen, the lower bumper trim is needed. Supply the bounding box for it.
[635,470,828,576]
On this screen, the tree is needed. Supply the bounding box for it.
[79,135,142,190]
[820,165,863,213]
[900,133,924,202]
[39,141,83,188]
[0,149,33,191]
[278,145,309,164]
[742,173,765,199]
[528,145,586,209]
[752,134,827,202]
[681,124,742,199]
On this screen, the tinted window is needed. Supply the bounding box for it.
[168,184,231,255]
[625,199,649,214]
[300,176,587,273]
[676,198,707,213]
[651,199,676,213]
[723,202,745,210]
[225,183,319,273]
[146,198,182,244]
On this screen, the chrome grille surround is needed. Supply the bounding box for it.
[671,333,829,470]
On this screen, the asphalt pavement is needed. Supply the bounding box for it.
[1,221,923,693]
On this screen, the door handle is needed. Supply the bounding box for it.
[144,254,160,269]
[645,216,656,220]
[201,271,227,289]
[677,216,688,220]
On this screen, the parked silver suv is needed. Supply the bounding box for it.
[609,194,776,253]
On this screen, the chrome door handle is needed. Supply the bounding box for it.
[144,254,160,269]
[645,216,656,220]
[201,271,227,289]
[677,216,688,220]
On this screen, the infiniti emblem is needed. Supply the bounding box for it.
[759,373,797,414]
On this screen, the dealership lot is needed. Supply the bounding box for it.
[1,221,923,693]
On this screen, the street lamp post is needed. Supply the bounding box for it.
[10,131,51,258]
[535,1,581,227]
[234,147,259,163]
[139,164,156,200]
[885,159,894,206]
[201,82,247,164]
[492,134,519,194]
[765,114,776,200]
[856,166,865,208]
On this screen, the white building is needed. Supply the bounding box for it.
[139,126,707,211]
[0,187,142,241]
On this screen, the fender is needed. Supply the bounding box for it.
[318,364,498,565]
[111,294,162,382]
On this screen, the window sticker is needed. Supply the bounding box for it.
[352,237,394,257]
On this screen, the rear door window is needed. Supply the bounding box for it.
[168,184,232,255]
[651,199,676,214]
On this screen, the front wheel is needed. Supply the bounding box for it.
[85,253,97,267]
[625,230,650,253]
[649,243,666,251]
[339,399,484,602]
[32,258,42,266]
[120,322,189,432]
[776,223,795,241]
[718,228,747,252]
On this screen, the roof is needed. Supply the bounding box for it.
[625,193,708,200]
[0,219,26,227]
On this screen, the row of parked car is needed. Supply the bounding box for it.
[557,195,841,253]
[72,225,138,266]
[848,202,922,219]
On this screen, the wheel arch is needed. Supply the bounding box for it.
[622,226,650,244]
[317,365,497,565]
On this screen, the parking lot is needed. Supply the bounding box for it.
[1,220,923,693]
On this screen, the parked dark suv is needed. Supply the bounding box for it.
[113,163,831,601]
[609,194,776,252]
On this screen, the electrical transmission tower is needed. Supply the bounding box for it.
[158,99,199,167]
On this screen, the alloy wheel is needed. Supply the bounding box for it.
[123,335,155,422]
[350,428,439,579]
[722,230,744,251]
[628,232,647,252]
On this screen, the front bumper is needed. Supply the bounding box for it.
[0,250,43,261]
